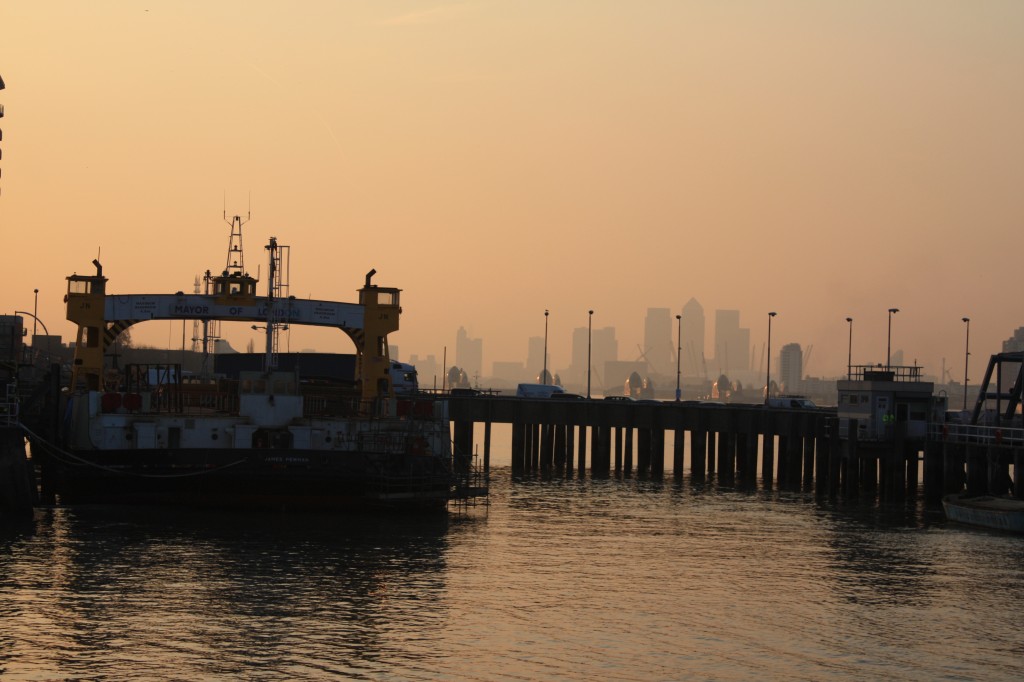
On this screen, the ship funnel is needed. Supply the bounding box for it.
[365,268,376,287]
[92,259,102,276]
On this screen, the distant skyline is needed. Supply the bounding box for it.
[432,309,1024,387]
[2,2,1022,380]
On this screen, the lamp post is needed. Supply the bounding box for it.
[962,317,970,410]
[675,314,682,401]
[33,289,39,338]
[587,310,593,399]
[13,311,49,337]
[15,310,50,365]
[765,312,776,404]
[542,309,549,385]
[886,308,899,371]
[846,317,853,380]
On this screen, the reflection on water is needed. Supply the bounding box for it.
[3,471,1024,680]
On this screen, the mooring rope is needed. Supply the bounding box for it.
[18,422,249,479]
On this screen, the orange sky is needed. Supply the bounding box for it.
[2,1,1022,382]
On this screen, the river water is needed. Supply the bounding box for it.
[2,464,1023,681]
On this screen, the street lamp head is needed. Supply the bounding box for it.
[545,309,549,317]
[846,317,852,323]
[769,311,777,318]
[962,317,970,323]
[889,308,899,314]
[589,310,593,315]
[676,314,681,320]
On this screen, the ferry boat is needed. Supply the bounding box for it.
[27,236,485,512]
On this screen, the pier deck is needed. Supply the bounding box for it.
[448,397,1023,502]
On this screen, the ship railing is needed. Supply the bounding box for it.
[849,364,924,382]
[930,422,1024,448]
[359,430,412,455]
[352,422,489,507]
[358,448,455,499]
[302,389,361,418]
[299,385,364,417]
[175,388,239,415]
[98,387,240,415]
[449,449,489,513]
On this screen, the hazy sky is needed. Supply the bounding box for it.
[2,1,1022,381]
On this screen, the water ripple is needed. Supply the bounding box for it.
[3,471,1024,680]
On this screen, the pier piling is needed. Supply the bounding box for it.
[0,428,35,519]
[447,396,1013,501]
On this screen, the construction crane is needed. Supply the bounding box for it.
[636,345,659,375]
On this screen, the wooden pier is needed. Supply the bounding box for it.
[448,397,1024,502]
[0,426,36,519]
[4,396,1021,513]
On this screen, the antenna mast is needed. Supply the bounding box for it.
[223,207,250,278]
[201,206,252,372]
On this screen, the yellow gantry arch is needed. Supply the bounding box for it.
[65,264,401,404]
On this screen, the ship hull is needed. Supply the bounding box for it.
[38,445,456,512]
[942,493,1024,533]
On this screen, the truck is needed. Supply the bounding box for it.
[515,383,565,398]
[390,361,419,394]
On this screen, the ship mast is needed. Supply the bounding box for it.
[262,236,290,373]
[205,209,250,374]
[224,207,248,277]
[264,237,277,371]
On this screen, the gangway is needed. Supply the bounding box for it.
[970,351,1023,426]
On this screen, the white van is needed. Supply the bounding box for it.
[516,383,565,398]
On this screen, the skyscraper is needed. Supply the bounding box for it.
[570,326,589,386]
[779,342,803,393]
[680,298,704,378]
[455,327,483,382]
[569,324,620,390]
[592,326,618,386]
[714,310,750,373]
[643,308,673,375]
[1003,326,1024,352]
